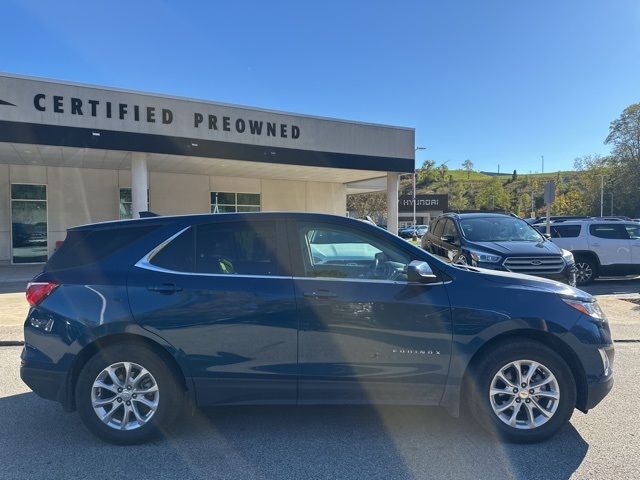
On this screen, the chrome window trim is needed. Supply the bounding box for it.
[135,226,290,279]
[136,226,444,285]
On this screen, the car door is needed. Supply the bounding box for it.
[127,218,298,406]
[625,223,640,270]
[425,218,445,257]
[588,223,631,266]
[440,218,462,262]
[289,220,452,405]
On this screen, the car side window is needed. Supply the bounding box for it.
[432,219,445,238]
[297,223,411,281]
[442,219,459,240]
[196,221,280,275]
[589,224,629,240]
[149,227,195,272]
[625,224,640,240]
[550,225,581,238]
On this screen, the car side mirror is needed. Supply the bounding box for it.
[407,260,439,283]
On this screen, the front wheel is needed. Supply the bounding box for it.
[75,343,183,444]
[467,340,576,443]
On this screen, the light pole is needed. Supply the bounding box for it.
[413,147,427,226]
[599,174,606,217]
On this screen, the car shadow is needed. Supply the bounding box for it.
[0,392,588,480]
[582,277,640,296]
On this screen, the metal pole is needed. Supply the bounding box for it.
[600,175,605,217]
[546,203,551,236]
[412,172,416,226]
[541,155,544,174]
[611,192,613,216]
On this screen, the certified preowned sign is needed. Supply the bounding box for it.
[29,93,301,140]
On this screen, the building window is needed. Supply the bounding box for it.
[120,188,149,219]
[119,188,133,219]
[211,192,260,213]
[11,184,48,264]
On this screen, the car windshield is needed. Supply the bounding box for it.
[459,217,544,242]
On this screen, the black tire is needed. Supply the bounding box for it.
[466,340,576,443]
[574,256,597,286]
[75,342,183,444]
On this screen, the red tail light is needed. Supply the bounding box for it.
[26,282,58,306]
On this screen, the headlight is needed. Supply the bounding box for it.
[469,249,501,263]
[562,298,607,321]
[562,249,575,265]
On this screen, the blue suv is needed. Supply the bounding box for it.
[421,213,577,285]
[21,213,613,444]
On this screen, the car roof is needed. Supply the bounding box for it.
[442,213,517,220]
[68,211,365,231]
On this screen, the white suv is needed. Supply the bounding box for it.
[534,219,640,285]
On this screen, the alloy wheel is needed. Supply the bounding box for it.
[489,360,560,429]
[575,262,593,284]
[91,361,160,431]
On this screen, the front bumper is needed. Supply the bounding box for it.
[584,370,614,411]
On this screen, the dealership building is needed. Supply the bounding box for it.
[0,73,414,265]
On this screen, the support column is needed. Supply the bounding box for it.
[131,153,148,218]
[386,172,399,234]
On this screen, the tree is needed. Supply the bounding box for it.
[605,103,640,165]
[438,163,449,181]
[346,192,387,222]
[475,178,510,211]
[511,169,518,182]
[462,159,474,179]
[448,181,469,211]
[416,159,438,186]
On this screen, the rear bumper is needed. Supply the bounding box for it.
[20,363,68,405]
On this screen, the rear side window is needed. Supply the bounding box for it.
[550,225,581,238]
[47,225,159,270]
[431,219,445,237]
[149,228,195,272]
[589,224,629,239]
[196,221,280,276]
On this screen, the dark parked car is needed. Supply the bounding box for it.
[398,225,428,239]
[421,213,577,285]
[22,213,612,444]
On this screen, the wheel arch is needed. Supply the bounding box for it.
[461,329,588,413]
[65,333,191,412]
[572,250,601,268]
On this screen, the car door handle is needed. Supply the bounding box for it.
[303,290,337,300]
[147,283,183,294]
[591,243,601,247]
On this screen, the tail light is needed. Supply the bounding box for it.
[26,282,58,306]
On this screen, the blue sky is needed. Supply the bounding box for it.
[2,0,639,173]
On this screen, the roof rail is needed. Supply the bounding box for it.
[139,211,160,218]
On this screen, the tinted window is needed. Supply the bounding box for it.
[47,225,159,270]
[589,224,629,240]
[442,219,458,238]
[626,224,640,239]
[549,225,581,238]
[196,222,279,275]
[298,223,410,280]
[150,227,195,272]
[460,217,543,242]
[431,219,445,237]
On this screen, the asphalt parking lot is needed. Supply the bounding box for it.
[0,343,637,480]
[0,274,638,479]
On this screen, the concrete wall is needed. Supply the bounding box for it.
[0,164,347,264]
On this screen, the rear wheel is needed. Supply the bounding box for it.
[75,343,183,444]
[575,257,597,285]
[467,340,576,443]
